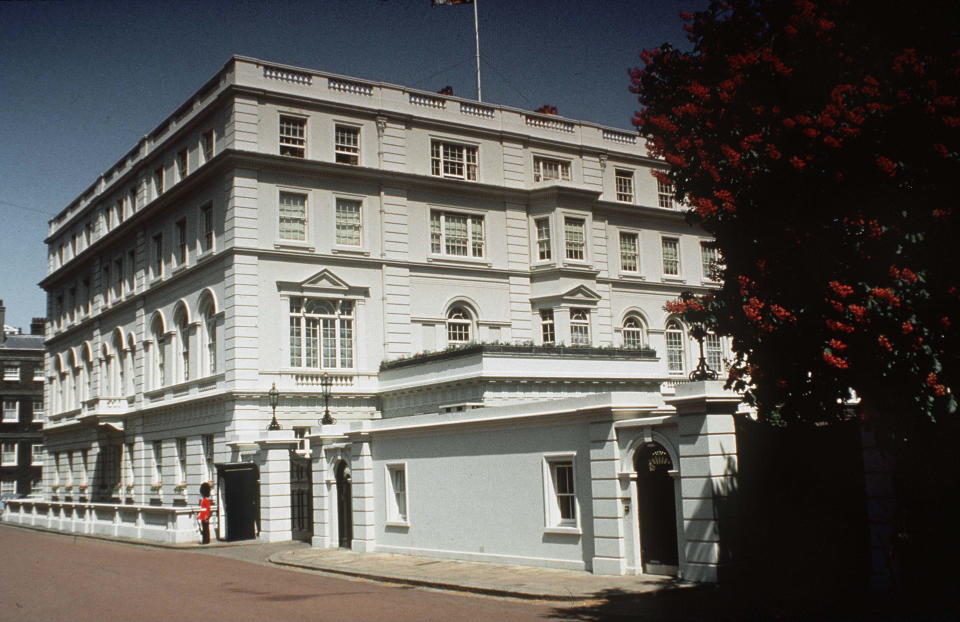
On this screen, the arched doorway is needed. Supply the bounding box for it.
[335,460,353,548]
[635,442,679,575]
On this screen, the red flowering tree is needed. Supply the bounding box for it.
[631,0,959,439]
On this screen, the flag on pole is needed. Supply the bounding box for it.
[431,0,474,6]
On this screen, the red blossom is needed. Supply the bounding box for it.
[823,351,849,369]
[847,304,868,321]
[829,281,855,298]
[901,321,914,334]
[875,156,898,176]
[826,319,855,334]
[871,287,901,306]
[877,334,893,352]
[828,338,848,351]
[789,156,806,169]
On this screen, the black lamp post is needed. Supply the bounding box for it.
[688,324,719,382]
[267,382,281,430]
[320,372,335,425]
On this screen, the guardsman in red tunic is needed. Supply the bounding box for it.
[198,481,212,544]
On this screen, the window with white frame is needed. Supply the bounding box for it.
[335,125,360,165]
[293,427,310,452]
[279,192,307,242]
[288,297,354,369]
[615,169,634,202]
[570,308,591,346]
[200,203,214,253]
[446,306,473,344]
[661,237,680,277]
[202,304,217,376]
[114,256,124,299]
[665,320,685,373]
[564,217,586,261]
[543,456,577,528]
[202,434,215,482]
[335,198,362,246]
[153,167,164,198]
[385,464,408,524]
[430,141,478,181]
[151,318,166,389]
[152,233,164,279]
[279,116,306,158]
[33,365,44,381]
[535,217,551,261]
[126,249,135,294]
[701,242,720,281]
[540,309,555,344]
[623,316,646,349]
[2,442,17,466]
[175,219,188,266]
[0,479,14,495]
[619,231,639,273]
[430,210,484,258]
[3,400,17,422]
[176,149,188,181]
[176,310,190,383]
[3,365,19,381]
[32,399,44,421]
[534,156,571,182]
[151,440,163,485]
[176,438,187,484]
[657,178,675,208]
[201,130,215,164]
[705,333,724,372]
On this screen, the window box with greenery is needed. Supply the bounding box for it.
[150,482,164,494]
[174,482,188,494]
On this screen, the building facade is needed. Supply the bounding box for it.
[0,302,45,499]
[4,57,738,581]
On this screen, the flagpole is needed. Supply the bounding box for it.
[473,0,482,101]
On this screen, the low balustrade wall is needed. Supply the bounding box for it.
[2,498,199,544]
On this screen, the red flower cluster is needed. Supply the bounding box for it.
[870,287,901,306]
[829,281,855,298]
[534,104,558,115]
[826,319,855,333]
[742,297,765,322]
[823,351,849,369]
[875,156,898,177]
[877,334,893,352]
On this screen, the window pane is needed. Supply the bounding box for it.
[662,238,679,276]
[564,218,585,260]
[620,232,638,272]
[279,193,307,241]
[336,199,362,246]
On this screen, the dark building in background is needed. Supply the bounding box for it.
[0,300,45,497]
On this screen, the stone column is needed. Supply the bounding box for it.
[590,417,626,575]
[255,431,298,542]
[665,380,740,583]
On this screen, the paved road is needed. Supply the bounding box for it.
[0,526,559,622]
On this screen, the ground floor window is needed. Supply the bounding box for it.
[544,455,578,529]
[385,464,408,524]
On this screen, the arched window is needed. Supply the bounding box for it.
[83,345,93,403]
[446,306,473,344]
[99,344,112,396]
[69,351,80,410]
[665,320,685,373]
[113,332,125,396]
[150,315,166,389]
[199,295,218,376]
[175,308,190,383]
[622,316,646,349]
[288,298,354,369]
[125,335,136,396]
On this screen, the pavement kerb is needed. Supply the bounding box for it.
[267,554,586,601]
[2,521,268,551]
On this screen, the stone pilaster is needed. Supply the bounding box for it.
[666,380,740,583]
[255,432,298,542]
[350,434,376,552]
[590,417,626,575]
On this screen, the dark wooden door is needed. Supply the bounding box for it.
[218,464,259,542]
[290,453,313,542]
[335,460,353,548]
[636,443,679,575]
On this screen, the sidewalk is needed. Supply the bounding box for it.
[269,547,691,601]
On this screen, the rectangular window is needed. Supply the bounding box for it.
[534,157,571,182]
[431,141,478,181]
[152,233,164,278]
[153,167,164,198]
[706,333,723,372]
[544,457,578,528]
[176,149,188,181]
[3,400,16,422]
[570,308,591,346]
[335,198,362,246]
[202,434,215,482]
[32,399,44,421]
[279,192,307,241]
[3,365,19,381]
[535,217,551,261]
[114,200,123,225]
[615,169,634,202]
[126,249,135,293]
[386,464,408,524]
[279,116,306,158]
[1,479,15,495]
[152,440,163,485]
[666,323,685,373]
[430,211,484,258]
[31,444,44,466]
[1,443,15,466]
[701,242,720,281]
[657,178,674,209]
[540,309,555,344]
[102,263,111,306]
[288,298,354,369]
[82,278,91,316]
[129,188,137,214]
[176,219,187,266]
[201,130,215,163]
[619,231,639,273]
[564,217,586,261]
[176,438,187,484]
[33,365,44,382]
[293,427,310,452]
[200,203,214,253]
[335,125,360,165]
[662,237,680,277]
[114,256,124,299]
[85,222,94,247]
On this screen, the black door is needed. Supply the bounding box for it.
[335,460,353,548]
[290,453,313,542]
[218,463,260,542]
[636,443,679,575]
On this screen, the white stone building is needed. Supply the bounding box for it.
[4,57,739,582]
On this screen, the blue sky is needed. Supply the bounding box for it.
[0,0,698,330]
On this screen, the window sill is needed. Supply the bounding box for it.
[331,247,369,256]
[385,520,410,529]
[543,526,581,536]
[274,242,315,253]
[619,272,646,280]
[427,255,491,267]
[662,276,686,284]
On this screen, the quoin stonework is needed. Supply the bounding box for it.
[3,57,741,582]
